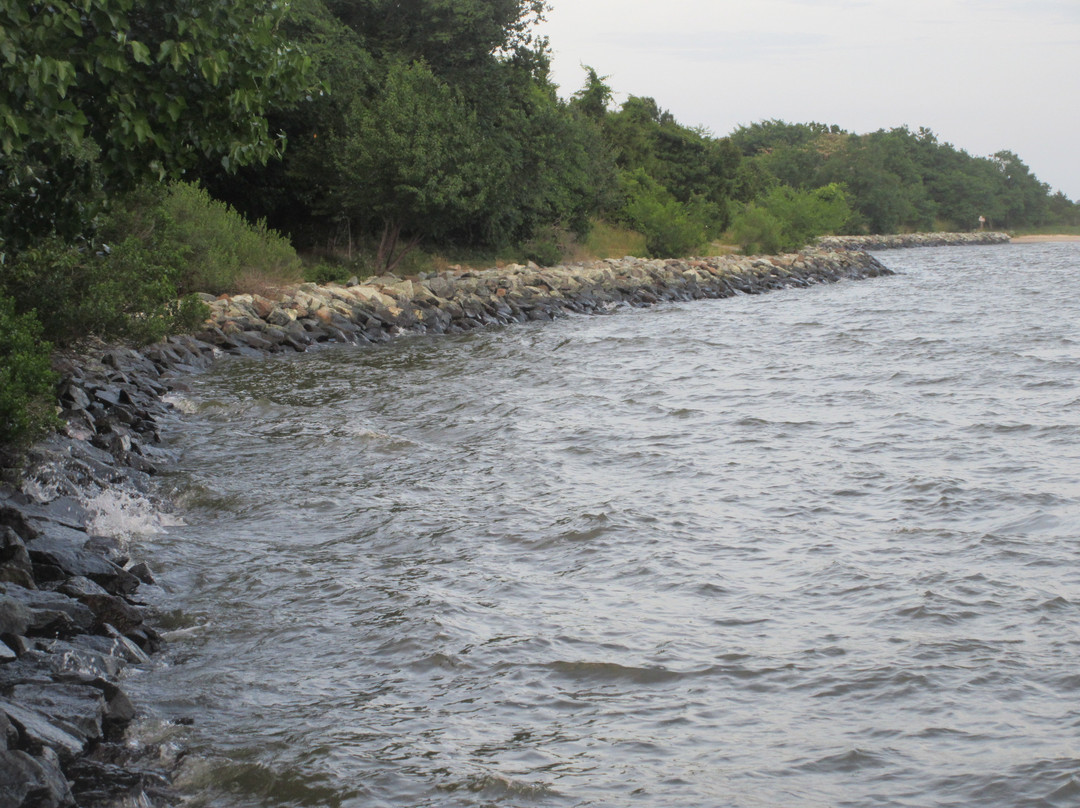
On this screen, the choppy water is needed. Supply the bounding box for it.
[126,243,1080,807]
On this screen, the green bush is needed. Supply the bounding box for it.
[618,169,708,258]
[729,205,784,255]
[106,182,303,296]
[2,236,206,346]
[730,183,853,254]
[164,183,302,294]
[0,295,57,448]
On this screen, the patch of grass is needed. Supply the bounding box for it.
[579,220,648,260]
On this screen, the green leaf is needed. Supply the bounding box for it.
[129,40,151,65]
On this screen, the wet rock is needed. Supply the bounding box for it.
[11,683,106,744]
[79,593,145,634]
[0,698,86,762]
[0,527,34,589]
[0,748,75,807]
[0,594,31,637]
[0,585,95,637]
[26,528,139,596]
[126,562,155,585]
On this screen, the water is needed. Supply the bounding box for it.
[126,243,1080,807]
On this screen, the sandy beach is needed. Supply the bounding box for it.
[1010,234,1080,243]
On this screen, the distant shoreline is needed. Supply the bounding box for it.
[1010,234,1080,243]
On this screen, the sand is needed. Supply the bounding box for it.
[1010,234,1080,243]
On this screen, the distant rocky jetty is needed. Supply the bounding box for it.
[0,248,891,805]
[817,232,1011,250]
[199,249,892,353]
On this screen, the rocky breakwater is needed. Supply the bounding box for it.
[196,249,892,352]
[817,232,1011,250]
[0,247,890,806]
[0,345,214,807]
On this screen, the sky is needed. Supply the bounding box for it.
[536,0,1080,200]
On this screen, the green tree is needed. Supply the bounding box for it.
[325,0,548,77]
[333,60,496,270]
[0,294,56,448]
[571,65,613,121]
[0,0,315,248]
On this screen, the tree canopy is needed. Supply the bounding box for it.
[0,0,315,248]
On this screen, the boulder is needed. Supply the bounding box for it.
[0,749,75,807]
[26,527,139,596]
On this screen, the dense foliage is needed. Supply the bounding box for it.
[0,293,56,448]
[2,0,1077,447]
[730,121,1078,233]
[0,0,315,250]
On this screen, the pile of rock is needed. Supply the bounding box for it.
[0,247,892,805]
[0,344,211,806]
[195,249,892,354]
[817,232,1011,250]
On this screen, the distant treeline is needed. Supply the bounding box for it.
[1,0,1078,447]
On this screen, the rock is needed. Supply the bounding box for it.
[0,585,95,637]
[0,698,86,762]
[0,594,31,637]
[0,526,34,589]
[0,749,75,807]
[125,562,155,585]
[26,527,139,596]
[11,684,106,745]
[79,593,144,634]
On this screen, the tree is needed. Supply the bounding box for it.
[325,0,548,77]
[571,65,613,120]
[333,60,496,270]
[0,0,314,248]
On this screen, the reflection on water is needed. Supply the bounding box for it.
[127,243,1080,807]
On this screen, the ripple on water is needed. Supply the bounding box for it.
[124,243,1080,808]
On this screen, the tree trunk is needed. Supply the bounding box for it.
[376,220,421,274]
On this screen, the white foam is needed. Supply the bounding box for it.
[162,392,199,415]
[83,488,185,546]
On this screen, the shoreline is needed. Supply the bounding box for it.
[1009,234,1080,243]
[0,245,925,805]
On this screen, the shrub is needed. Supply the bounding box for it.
[2,236,206,346]
[618,169,708,258]
[107,182,303,296]
[730,183,853,254]
[730,205,784,255]
[581,220,648,259]
[0,295,57,448]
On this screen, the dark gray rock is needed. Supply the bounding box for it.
[11,683,106,745]
[26,527,139,596]
[125,562,155,585]
[0,585,95,637]
[31,639,126,680]
[0,528,32,581]
[100,626,150,663]
[0,594,31,637]
[79,593,144,634]
[56,576,109,600]
[0,749,75,807]
[0,699,86,762]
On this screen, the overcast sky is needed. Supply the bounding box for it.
[536,0,1080,200]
